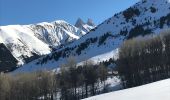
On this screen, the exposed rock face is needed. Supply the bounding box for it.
[0,43,18,72]
[75,18,95,32]
[87,18,95,27]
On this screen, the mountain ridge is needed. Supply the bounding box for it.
[75,18,95,32]
[12,0,170,72]
[0,20,87,72]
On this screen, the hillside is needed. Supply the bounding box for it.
[13,0,170,72]
[0,20,87,72]
[12,0,170,71]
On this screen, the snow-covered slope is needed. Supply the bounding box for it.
[14,0,170,72]
[0,20,86,70]
[31,20,86,47]
[75,18,95,33]
[83,79,170,100]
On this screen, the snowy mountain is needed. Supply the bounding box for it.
[75,18,95,33]
[83,79,170,100]
[0,20,86,72]
[14,0,170,72]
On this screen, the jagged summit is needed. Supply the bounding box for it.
[75,18,95,32]
[0,20,87,72]
[75,18,85,28]
[87,18,95,27]
[12,0,170,73]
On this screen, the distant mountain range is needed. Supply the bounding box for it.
[0,20,95,72]
[1,0,170,73]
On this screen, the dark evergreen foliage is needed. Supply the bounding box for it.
[98,32,113,46]
[120,29,128,36]
[160,13,170,28]
[150,7,157,13]
[76,37,98,55]
[127,25,152,39]
[123,7,140,22]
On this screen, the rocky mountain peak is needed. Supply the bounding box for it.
[87,18,95,27]
[75,18,95,32]
[75,18,85,28]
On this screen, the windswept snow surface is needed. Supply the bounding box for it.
[83,79,170,100]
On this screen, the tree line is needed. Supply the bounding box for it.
[58,59,108,100]
[0,59,110,100]
[117,30,170,88]
[0,71,56,100]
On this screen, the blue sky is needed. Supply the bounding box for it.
[0,0,139,26]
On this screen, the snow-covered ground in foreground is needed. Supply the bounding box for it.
[83,79,170,100]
